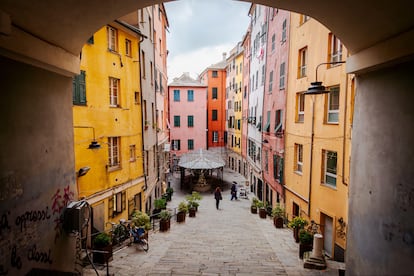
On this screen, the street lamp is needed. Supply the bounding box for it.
[73,126,101,149]
[304,61,345,216]
[305,61,346,95]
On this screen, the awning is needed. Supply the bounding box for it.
[178,149,225,170]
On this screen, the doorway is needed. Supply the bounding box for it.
[322,214,333,257]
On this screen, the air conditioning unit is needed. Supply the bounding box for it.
[63,201,90,233]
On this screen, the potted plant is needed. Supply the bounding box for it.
[186,191,202,215]
[187,200,199,217]
[166,187,174,201]
[257,200,267,219]
[299,229,314,259]
[251,197,259,214]
[271,204,285,228]
[159,209,171,232]
[92,232,112,264]
[131,211,151,240]
[288,216,309,243]
[177,201,188,223]
[153,198,167,218]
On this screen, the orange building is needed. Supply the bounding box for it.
[199,55,227,149]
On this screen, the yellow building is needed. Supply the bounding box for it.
[284,13,353,261]
[234,49,243,157]
[73,19,146,233]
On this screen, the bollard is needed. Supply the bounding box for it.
[311,233,324,259]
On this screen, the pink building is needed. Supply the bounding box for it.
[168,73,207,166]
[262,8,290,205]
[241,27,251,179]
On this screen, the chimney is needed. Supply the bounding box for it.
[222,52,227,61]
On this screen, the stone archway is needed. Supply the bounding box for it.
[0,1,413,275]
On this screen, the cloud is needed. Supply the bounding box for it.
[165,0,251,80]
[167,43,234,82]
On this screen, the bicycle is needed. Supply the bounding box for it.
[106,219,131,246]
[129,226,149,252]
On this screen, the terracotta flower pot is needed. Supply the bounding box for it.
[259,208,267,219]
[177,211,186,223]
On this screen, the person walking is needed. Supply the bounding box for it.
[230,182,238,200]
[214,186,222,210]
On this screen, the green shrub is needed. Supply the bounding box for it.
[154,198,167,209]
[159,209,172,221]
[178,201,188,213]
[288,216,308,229]
[131,210,151,230]
[299,229,313,244]
[93,232,111,247]
[271,204,285,218]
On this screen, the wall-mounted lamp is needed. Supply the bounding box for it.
[77,166,90,177]
[305,61,346,95]
[74,126,101,149]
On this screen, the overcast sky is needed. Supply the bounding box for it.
[165,0,251,82]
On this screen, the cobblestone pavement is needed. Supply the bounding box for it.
[83,168,339,276]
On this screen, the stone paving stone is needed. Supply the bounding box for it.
[83,168,339,276]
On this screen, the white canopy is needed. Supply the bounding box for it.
[178,149,225,170]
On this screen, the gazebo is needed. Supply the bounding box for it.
[178,149,225,192]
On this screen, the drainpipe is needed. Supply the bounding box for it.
[138,35,148,200]
[308,97,315,217]
[342,73,350,186]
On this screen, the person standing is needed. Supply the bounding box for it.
[230,182,238,200]
[214,186,222,210]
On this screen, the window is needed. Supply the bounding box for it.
[264,111,271,132]
[212,131,218,142]
[329,33,343,63]
[173,89,180,101]
[188,139,194,150]
[255,71,258,89]
[279,62,286,89]
[107,26,118,52]
[322,150,337,187]
[274,109,283,134]
[261,65,265,85]
[212,109,218,121]
[269,71,273,92]
[281,19,287,42]
[129,145,136,162]
[73,70,86,105]
[187,115,194,127]
[327,86,340,123]
[187,90,194,101]
[298,47,307,78]
[212,70,218,78]
[273,155,283,183]
[134,91,140,104]
[125,39,131,56]
[297,93,305,122]
[212,88,218,99]
[141,51,146,79]
[108,137,120,168]
[294,143,303,173]
[108,191,126,218]
[173,115,180,127]
[172,140,181,150]
[150,61,153,85]
[271,34,276,51]
[109,77,120,107]
[265,150,268,172]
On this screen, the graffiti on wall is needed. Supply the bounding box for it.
[0,185,74,274]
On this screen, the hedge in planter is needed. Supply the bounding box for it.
[299,229,313,259]
[93,232,113,264]
[251,197,259,214]
[288,216,308,243]
[159,210,172,232]
[271,204,285,228]
[131,211,151,240]
[176,201,188,223]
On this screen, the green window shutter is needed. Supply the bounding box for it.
[72,77,77,104]
[79,71,86,104]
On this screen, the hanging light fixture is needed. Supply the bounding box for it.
[305,61,346,95]
[74,126,101,149]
